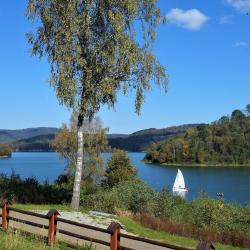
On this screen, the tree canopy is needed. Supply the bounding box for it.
[27,0,167,120]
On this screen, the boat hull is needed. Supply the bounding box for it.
[172,188,188,192]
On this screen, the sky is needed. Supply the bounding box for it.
[0,0,250,134]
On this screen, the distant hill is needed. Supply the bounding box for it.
[0,127,58,144]
[0,124,198,152]
[108,124,198,151]
[12,134,55,152]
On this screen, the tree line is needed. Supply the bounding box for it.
[145,105,250,165]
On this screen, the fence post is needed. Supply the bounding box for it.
[1,201,11,230]
[196,240,215,250]
[107,222,123,250]
[47,209,60,246]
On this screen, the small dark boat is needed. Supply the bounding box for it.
[216,192,224,197]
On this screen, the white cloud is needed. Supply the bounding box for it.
[234,41,248,47]
[166,8,209,30]
[226,0,250,13]
[220,15,234,24]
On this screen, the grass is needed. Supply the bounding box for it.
[12,203,74,212]
[0,229,96,250]
[118,216,247,250]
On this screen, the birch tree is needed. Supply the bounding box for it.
[50,117,109,183]
[27,0,168,209]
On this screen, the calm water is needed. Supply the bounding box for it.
[0,152,250,204]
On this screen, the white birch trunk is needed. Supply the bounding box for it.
[71,126,83,209]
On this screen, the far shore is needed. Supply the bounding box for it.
[142,159,250,167]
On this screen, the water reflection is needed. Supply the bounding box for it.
[173,191,187,199]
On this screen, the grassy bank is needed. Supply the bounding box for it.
[0,229,96,250]
[119,216,246,250]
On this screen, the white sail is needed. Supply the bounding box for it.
[173,169,187,191]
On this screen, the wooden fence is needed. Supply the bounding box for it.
[0,201,214,250]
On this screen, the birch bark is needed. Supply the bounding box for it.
[71,125,83,209]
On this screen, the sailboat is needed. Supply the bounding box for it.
[172,169,188,192]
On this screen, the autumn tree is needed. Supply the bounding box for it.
[27,0,167,208]
[0,144,12,158]
[51,117,109,183]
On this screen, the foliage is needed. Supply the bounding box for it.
[0,144,12,157]
[0,172,72,204]
[83,180,154,213]
[145,105,250,165]
[26,0,167,119]
[51,117,109,182]
[103,149,137,188]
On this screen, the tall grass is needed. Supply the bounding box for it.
[0,229,96,250]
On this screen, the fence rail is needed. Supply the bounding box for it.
[0,201,214,250]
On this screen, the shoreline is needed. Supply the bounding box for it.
[142,159,250,167]
[0,155,10,159]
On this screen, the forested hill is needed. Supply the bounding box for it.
[0,125,197,152]
[12,134,55,152]
[0,127,58,143]
[108,124,198,151]
[145,105,250,165]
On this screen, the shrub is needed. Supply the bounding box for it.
[103,149,137,188]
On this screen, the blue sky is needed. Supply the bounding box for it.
[0,0,249,133]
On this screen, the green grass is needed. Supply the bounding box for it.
[0,229,96,250]
[118,216,247,250]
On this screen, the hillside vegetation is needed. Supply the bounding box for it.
[145,105,250,165]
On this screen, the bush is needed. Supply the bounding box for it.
[0,172,72,204]
[82,180,156,214]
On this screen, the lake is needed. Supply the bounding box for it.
[0,152,250,204]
